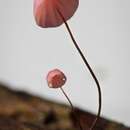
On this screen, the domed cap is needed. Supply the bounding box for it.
[46,69,67,88]
[34,0,79,28]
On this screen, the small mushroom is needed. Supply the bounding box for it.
[46,69,66,88]
[46,69,83,130]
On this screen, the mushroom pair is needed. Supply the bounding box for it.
[33,0,102,130]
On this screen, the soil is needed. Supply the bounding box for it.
[0,83,129,130]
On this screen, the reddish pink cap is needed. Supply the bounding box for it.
[34,0,79,28]
[46,69,66,88]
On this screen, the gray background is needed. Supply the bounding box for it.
[0,0,130,126]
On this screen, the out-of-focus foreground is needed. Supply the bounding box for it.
[0,83,129,130]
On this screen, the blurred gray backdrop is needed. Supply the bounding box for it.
[0,0,130,126]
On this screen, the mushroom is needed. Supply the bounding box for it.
[34,0,102,130]
[34,0,79,27]
[46,69,66,88]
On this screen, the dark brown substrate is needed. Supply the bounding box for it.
[0,83,129,130]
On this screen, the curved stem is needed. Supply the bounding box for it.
[60,87,83,130]
[57,10,102,130]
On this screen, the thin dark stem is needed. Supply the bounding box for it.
[60,87,83,130]
[57,10,102,130]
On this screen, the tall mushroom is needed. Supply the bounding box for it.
[33,0,102,130]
